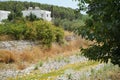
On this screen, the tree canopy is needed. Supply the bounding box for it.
[76,0,120,66]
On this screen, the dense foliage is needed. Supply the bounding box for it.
[26,13,38,21]
[0,1,86,32]
[53,19,84,31]
[76,0,120,66]
[0,20,64,47]
[0,1,82,20]
[53,15,89,31]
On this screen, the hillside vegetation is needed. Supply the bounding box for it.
[0,1,81,20]
[0,1,120,80]
[0,20,64,47]
[0,1,89,32]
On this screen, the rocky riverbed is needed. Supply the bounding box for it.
[0,54,107,80]
[55,63,105,80]
[0,40,38,51]
[0,55,87,80]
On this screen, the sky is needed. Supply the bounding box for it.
[16,0,79,9]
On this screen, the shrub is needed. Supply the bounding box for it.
[9,24,26,40]
[54,27,64,44]
[34,21,56,47]
[0,20,64,47]
[24,22,37,40]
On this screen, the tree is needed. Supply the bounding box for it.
[76,0,120,66]
[26,13,37,21]
[7,1,23,21]
[8,12,15,21]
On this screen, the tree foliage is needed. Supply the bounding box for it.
[8,12,15,21]
[26,13,37,22]
[53,18,86,31]
[7,1,23,21]
[76,0,120,66]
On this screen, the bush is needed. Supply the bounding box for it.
[10,24,26,40]
[54,27,64,44]
[34,21,56,47]
[53,18,85,32]
[0,20,64,47]
[24,22,37,40]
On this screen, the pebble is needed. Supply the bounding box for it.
[0,54,104,80]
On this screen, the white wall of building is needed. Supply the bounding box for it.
[0,10,10,22]
[22,8,52,21]
[0,7,52,22]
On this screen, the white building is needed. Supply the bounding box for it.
[22,7,52,21]
[0,10,10,22]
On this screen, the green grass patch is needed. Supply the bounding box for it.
[8,61,98,80]
[62,61,98,71]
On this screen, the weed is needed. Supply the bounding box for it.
[55,56,65,62]
[64,58,70,63]
[34,60,43,70]
[75,52,81,57]
[34,65,39,70]
[67,73,72,80]
[38,60,43,67]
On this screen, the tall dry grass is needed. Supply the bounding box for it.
[0,36,90,70]
[0,50,16,63]
[16,39,82,63]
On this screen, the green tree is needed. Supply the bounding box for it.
[26,13,37,22]
[76,0,120,66]
[7,1,23,21]
[8,12,15,21]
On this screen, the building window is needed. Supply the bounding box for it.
[41,14,43,17]
[47,14,49,17]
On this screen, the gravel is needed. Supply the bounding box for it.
[0,54,104,80]
[55,63,105,80]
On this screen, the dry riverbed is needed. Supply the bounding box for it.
[1,52,119,80]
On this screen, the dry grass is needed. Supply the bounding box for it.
[64,31,74,36]
[0,50,16,63]
[16,62,28,70]
[109,71,120,80]
[0,35,15,41]
[19,51,34,62]
[0,36,90,70]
